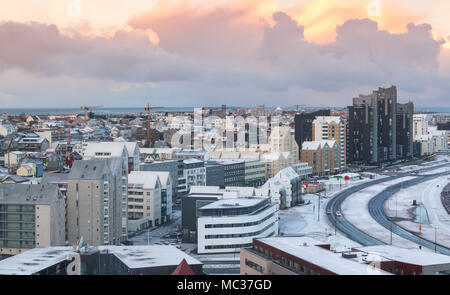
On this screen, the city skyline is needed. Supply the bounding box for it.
[1,0,450,108]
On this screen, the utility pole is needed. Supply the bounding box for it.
[317,192,321,222]
[389,224,393,245]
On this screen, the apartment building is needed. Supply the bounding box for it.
[141,171,173,223]
[348,86,414,165]
[197,196,278,254]
[127,171,162,230]
[67,159,122,246]
[312,116,346,170]
[294,110,331,157]
[76,143,129,241]
[178,159,206,195]
[301,140,339,175]
[0,184,66,256]
[240,237,390,275]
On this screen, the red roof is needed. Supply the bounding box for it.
[171,259,195,275]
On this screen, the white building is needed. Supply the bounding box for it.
[197,196,278,254]
[178,158,206,195]
[0,122,17,137]
[429,127,448,152]
[127,171,162,231]
[141,171,173,223]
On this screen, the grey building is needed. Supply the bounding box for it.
[294,109,331,157]
[67,159,123,246]
[205,162,225,188]
[181,193,222,242]
[348,86,400,165]
[0,184,66,257]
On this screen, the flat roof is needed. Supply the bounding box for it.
[0,245,202,275]
[199,197,268,210]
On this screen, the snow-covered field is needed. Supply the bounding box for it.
[385,174,450,248]
[341,176,424,249]
[278,176,384,251]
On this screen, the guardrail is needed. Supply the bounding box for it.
[441,182,450,214]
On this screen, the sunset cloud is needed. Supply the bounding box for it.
[0,0,449,107]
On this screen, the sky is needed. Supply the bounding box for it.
[0,0,450,108]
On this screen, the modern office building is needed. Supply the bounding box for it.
[139,171,173,223]
[181,192,222,242]
[197,197,278,254]
[0,184,66,256]
[294,109,331,157]
[205,163,225,188]
[243,159,266,187]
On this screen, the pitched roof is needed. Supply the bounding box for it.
[171,258,196,275]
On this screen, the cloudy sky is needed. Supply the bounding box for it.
[1,0,449,108]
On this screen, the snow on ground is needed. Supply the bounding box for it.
[385,174,450,248]
[279,176,383,251]
[341,176,423,249]
[418,166,450,175]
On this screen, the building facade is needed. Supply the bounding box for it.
[0,184,66,256]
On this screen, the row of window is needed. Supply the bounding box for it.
[204,212,276,229]
[204,222,276,239]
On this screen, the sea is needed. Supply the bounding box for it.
[0,106,449,116]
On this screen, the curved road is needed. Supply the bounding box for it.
[326,162,450,252]
[368,169,450,255]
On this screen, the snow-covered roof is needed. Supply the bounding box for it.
[356,245,450,266]
[199,197,268,210]
[128,171,160,189]
[189,186,221,194]
[257,237,391,275]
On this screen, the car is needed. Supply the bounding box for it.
[335,211,342,217]
[326,210,332,215]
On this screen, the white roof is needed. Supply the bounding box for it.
[258,237,391,275]
[0,245,202,275]
[199,197,268,210]
[140,171,171,187]
[83,142,127,157]
[0,247,73,275]
[313,116,342,124]
[97,245,202,269]
[189,186,221,194]
[128,171,160,189]
[356,245,450,266]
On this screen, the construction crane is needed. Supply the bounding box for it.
[144,102,164,147]
[59,113,78,145]
[80,105,103,122]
